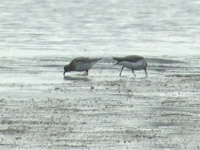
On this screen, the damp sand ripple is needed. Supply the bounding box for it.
[1,56,200,150]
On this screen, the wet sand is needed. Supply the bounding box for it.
[1,0,200,149]
[1,56,200,150]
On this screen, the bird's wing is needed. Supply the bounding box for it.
[124,55,144,62]
[113,55,144,62]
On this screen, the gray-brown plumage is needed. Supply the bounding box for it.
[113,55,148,77]
[63,57,101,76]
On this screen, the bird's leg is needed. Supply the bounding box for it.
[83,71,86,75]
[86,70,88,76]
[119,66,124,76]
[83,70,88,76]
[132,69,136,77]
[144,68,148,77]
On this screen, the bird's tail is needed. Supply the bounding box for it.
[96,58,102,61]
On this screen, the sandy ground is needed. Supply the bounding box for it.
[0,56,200,150]
[1,0,200,149]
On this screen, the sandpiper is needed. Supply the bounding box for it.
[113,55,148,77]
[63,57,101,76]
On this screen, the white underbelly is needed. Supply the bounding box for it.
[75,62,94,71]
[118,60,145,70]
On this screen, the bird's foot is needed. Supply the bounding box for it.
[83,71,88,76]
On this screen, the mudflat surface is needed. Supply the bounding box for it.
[1,56,200,150]
[1,0,200,149]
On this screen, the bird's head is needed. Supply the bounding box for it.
[63,64,70,76]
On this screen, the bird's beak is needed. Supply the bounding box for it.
[63,71,66,76]
[113,61,119,66]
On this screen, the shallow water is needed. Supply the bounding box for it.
[0,0,200,150]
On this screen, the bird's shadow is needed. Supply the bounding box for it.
[130,76,148,80]
[63,75,90,81]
